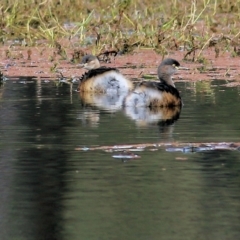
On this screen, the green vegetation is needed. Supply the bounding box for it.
[1,0,240,60]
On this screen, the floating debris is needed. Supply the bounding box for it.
[57,71,79,84]
[112,152,140,159]
[165,146,215,153]
[113,145,133,149]
[35,70,44,74]
[127,148,145,152]
[5,63,16,69]
[58,78,70,83]
[81,147,89,151]
[175,157,188,161]
[73,78,80,84]
[19,81,26,84]
[166,143,238,153]
[75,142,240,154]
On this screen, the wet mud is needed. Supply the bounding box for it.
[1,46,240,87]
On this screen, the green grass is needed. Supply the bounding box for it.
[1,0,240,60]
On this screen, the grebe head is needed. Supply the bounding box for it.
[157,58,180,87]
[79,54,101,70]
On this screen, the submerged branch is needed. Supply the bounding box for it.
[75,141,240,153]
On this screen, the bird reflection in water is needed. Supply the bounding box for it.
[79,90,129,112]
[123,105,181,127]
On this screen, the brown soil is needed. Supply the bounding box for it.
[1,45,240,87]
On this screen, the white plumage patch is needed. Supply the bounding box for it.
[91,71,132,93]
[124,87,163,107]
[124,106,165,123]
[81,91,128,112]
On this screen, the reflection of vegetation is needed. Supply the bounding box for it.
[195,81,215,96]
[177,81,240,143]
[186,81,216,102]
[0,82,4,99]
[1,0,240,59]
[0,71,3,81]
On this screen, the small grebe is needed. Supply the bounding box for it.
[77,55,134,93]
[124,58,181,107]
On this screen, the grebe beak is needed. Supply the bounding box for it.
[178,66,189,70]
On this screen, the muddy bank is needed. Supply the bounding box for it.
[1,46,240,87]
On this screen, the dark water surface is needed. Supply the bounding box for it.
[0,79,240,240]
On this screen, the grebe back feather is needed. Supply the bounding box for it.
[77,55,134,93]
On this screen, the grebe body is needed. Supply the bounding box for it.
[77,55,133,93]
[124,58,181,107]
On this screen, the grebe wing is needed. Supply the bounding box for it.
[79,67,119,82]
